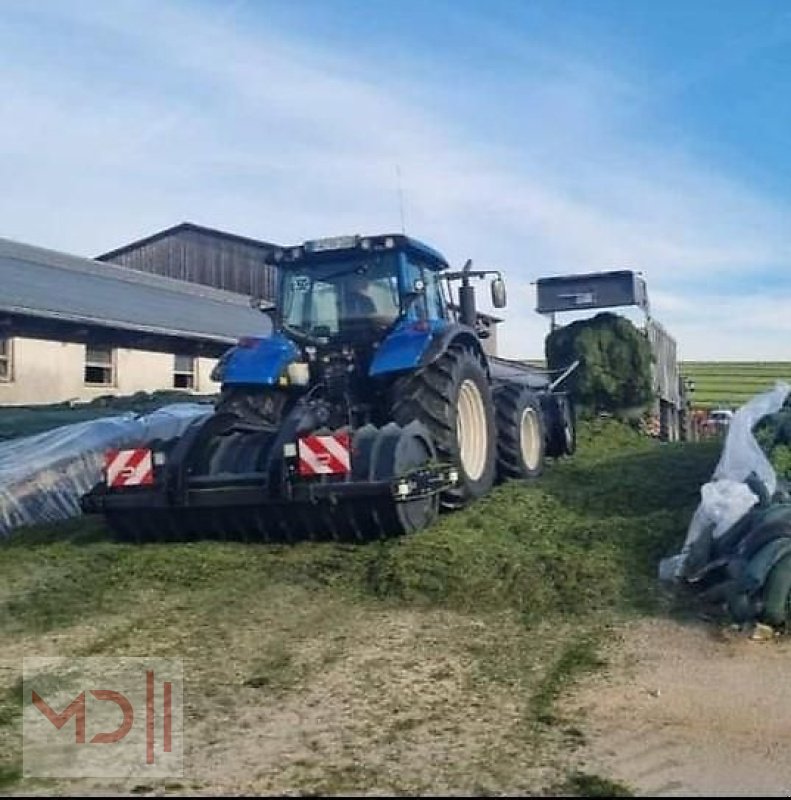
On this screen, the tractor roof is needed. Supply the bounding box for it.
[269,234,450,271]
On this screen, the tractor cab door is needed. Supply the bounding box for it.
[401,255,448,323]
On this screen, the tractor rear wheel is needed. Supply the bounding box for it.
[495,384,545,480]
[391,342,496,509]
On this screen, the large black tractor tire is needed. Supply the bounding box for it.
[391,343,497,509]
[494,384,545,481]
[358,421,440,538]
[540,393,576,458]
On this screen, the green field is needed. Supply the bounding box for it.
[681,362,791,409]
[507,359,791,412]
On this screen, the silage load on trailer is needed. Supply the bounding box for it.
[545,311,654,413]
[0,403,211,537]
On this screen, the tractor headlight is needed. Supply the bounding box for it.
[287,362,310,386]
[304,235,358,252]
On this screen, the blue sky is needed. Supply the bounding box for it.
[1,0,790,359]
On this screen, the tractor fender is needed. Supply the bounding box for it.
[421,324,489,373]
[216,334,299,387]
[369,320,487,378]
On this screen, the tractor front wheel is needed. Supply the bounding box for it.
[391,343,497,509]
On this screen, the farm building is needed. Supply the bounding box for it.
[97,221,280,302]
[0,237,266,406]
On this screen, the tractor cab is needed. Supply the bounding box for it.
[268,234,451,344]
[216,232,509,393]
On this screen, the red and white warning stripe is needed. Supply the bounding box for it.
[297,433,351,476]
[105,448,155,488]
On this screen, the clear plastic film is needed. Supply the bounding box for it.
[0,404,211,537]
[659,381,791,582]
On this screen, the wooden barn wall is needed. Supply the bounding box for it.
[104,230,278,301]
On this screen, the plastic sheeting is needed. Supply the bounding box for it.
[0,403,211,537]
[659,381,791,582]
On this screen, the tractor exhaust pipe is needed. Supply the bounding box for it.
[459,283,477,328]
[458,258,477,327]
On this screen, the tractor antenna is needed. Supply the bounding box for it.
[396,164,406,234]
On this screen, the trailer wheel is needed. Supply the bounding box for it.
[495,385,545,480]
[541,393,576,457]
[559,395,576,456]
[391,343,496,509]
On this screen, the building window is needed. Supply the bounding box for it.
[84,344,115,386]
[173,354,196,389]
[0,338,11,382]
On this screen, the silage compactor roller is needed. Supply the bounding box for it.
[81,233,576,542]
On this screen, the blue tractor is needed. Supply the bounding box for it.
[82,233,575,541]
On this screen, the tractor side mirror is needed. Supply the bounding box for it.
[491,277,507,308]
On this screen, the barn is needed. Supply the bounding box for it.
[97,222,279,302]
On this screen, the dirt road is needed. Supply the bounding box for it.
[568,617,791,797]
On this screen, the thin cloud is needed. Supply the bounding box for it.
[0,0,788,359]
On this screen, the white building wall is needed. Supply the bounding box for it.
[0,336,220,406]
[197,357,220,393]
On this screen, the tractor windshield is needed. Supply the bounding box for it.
[280,253,401,339]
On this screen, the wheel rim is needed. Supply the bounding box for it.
[457,379,488,481]
[520,406,542,470]
[563,421,574,451]
[562,406,574,452]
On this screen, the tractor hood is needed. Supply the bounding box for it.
[213,334,299,386]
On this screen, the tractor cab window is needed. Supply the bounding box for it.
[281,254,400,339]
[403,258,445,321]
[423,271,445,319]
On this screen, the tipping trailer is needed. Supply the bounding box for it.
[82,233,576,541]
[536,269,691,441]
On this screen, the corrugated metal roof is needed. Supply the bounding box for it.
[0,237,269,344]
